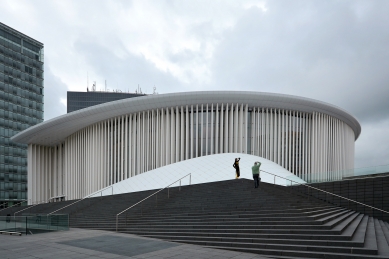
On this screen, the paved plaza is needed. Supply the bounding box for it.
[0,228,271,259]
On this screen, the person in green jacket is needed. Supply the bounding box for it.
[252,161,261,188]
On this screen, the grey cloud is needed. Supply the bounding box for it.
[73,39,188,94]
[43,63,68,121]
[3,0,388,168]
[209,1,389,124]
[354,118,389,168]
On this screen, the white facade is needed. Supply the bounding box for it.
[11,91,361,205]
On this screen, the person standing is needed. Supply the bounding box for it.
[233,157,241,179]
[252,161,261,188]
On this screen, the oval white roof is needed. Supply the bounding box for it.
[12,91,361,146]
[91,153,306,197]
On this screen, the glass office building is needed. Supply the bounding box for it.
[67,91,146,113]
[0,22,44,208]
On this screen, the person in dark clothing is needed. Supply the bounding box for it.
[252,161,261,188]
[233,157,241,179]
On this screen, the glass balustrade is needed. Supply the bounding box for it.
[0,214,68,235]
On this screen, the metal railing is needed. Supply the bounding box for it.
[260,169,389,215]
[116,173,191,232]
[13,198,60,217]
[48,185,113,215]
[0,200,28,212]
[14,199,49,216]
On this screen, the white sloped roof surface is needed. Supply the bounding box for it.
[91,153,305,197]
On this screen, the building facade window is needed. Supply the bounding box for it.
[0,22,43,208]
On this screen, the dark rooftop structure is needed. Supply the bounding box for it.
[67,90,146,113]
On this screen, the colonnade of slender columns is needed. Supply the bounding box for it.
[250,109,355,182]
[27,104,356,204]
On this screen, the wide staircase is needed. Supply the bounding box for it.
[1,179,389,258]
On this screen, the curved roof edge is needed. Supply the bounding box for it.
[12,91,361,146]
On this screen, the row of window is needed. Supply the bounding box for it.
[0,94,43,110]
[0,28,21,45]
[0,120,35,138]
[0,127,30,141]
[0,39,43,69]
[0,165,27,175]
[0,173,27,182]
[0,57,43,79]
[0,81,43,103]
[0,137,27,149]
[0,191,27,200]
[0,100,43,118]
[0,182,27,191]
[0,68,43,88]
[0,152,28,162]
[23,40,41,54]
[0,32,42,59]
[0,101,43,118]
[0,147,27,158]
[1,111,43,125]
[0,93,44,115]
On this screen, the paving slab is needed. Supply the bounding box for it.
[0,228,272,259]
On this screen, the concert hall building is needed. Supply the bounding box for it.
[11,91,361,204]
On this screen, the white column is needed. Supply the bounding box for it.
[244,104,248,154]
[120,116,124,180]
[277,109,281,165]
[234,103,238,153]
[186,105,189,160]
[239,103,243,153]
[211,103,214,155]
[146,111,150,172]
[215,103,219,154]
[169,108,173,164]
[287,111,292,172]
[228,103,236,153]
[220,103,224,153]
[166,108,170,165]
[225,103,229,153]
[142,111,145,173]
[204,104,207,156]
[270,109,273,161]
[160,109,164,167]
[281,110,284,168]
[190,105,194,159]
[201,104,204,156]
[176,106,180,162]
[181,106,185,161]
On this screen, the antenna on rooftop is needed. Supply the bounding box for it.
[92,81,96,92]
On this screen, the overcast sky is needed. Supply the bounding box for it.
[1,0,389,169]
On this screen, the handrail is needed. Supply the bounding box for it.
[48,185,113,215]
[14,199,49,216]
[0,199,27,212]
[116,173,191,232]
[260,169,389,215]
